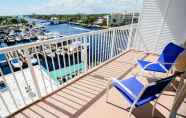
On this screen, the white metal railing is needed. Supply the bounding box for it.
[0,25,134,117]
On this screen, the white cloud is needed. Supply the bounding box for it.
[0,0,143,15]
[33,0,143,14]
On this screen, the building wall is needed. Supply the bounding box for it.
[108,13,125,26]
[132,0,186,54]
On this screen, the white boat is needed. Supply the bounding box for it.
[0,81,8,92]
[31,57,37,65]
[10,58,23,68]
[15,37,22,42]
[44,32,61,39]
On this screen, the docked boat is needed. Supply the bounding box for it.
[31,56,38,65]
[6,36,16,46]
[44,32,62,39]
[22,35,30,43]
[15,36,22,42]
[0,81,8,92]
[10,58,23,69]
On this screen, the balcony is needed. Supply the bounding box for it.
[0,24,185,118]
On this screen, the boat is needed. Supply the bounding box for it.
[6,36,16,46]
[44,32,62,39]
[0,81,8,92]
[31,57,38,65]
[10,58,23,69]
[22,35,30,43]
[15,36,22,42]
[30,36,38,41]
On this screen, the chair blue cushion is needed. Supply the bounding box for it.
[158,42,184,70]
[137,60,167,73]
[112,76,158,107]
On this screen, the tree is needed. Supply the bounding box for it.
[10,18,18,24]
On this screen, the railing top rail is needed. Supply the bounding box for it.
[0,25,135,53]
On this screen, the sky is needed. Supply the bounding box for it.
[0,0,143,16]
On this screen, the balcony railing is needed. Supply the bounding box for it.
[0,25,136,117]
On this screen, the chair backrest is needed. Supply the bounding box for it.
[139,75,175,100]
[158,42,185,70]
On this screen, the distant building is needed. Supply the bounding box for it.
[50,17,59,25]
[107,11,138,27]
[94,17,104,25]
[108,13,125,26]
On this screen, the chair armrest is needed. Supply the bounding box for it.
[143,61,159,70]
[158,62,175,65]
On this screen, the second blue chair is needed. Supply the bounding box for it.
[137,42,184,73]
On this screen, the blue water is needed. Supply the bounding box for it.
[26,17,93,35]
[46,24,92,35]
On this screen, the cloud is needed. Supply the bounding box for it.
[0,0,143,15]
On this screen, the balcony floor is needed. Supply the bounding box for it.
[10,50,186,118]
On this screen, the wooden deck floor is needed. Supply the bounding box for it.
[10,50,186,118]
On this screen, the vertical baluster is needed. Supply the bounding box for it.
[126,29,130,49]
[0,94,10,114]
[66,39,72,81]
[125,30,129,49]
[116,29,120,55]
[56,42,63,85]
[34,46,48,95]
[75,38,80,77]
[97,32,100,65]
[61,41,68,83]
[105,31,108,60]
[15,50,34,102]
[106,30,113,60]
[41,44,54,91]
[110,29,114,58]
[0,68,18,109]
[100,31,103,63]
[25,49,41,98]
[88,35,91,69]
[94,34,97,67]
[49,43,57,88]
[83,36,88,72]
[72,38,76,79]
[91,34,94,68]
[120,29,124,50]
[121,29,127,49]
[118,29,123,51]
[114,29,119,55]
[5,53,26,105]
[80,37,84,73]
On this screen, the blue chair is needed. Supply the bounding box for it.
[137,42,184,73]
[106,75,175,117]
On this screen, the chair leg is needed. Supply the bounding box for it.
[128,105,135,118]
[171,83,177,91]
[152,96,160,117]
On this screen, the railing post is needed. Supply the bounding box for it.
[127,12,135,50]
[82,36,88,71]
[110,29,116,58]
[25,49,41,98]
